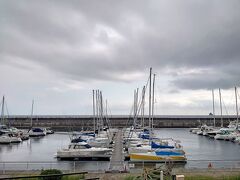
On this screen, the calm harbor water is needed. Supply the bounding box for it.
[0,128,240,171]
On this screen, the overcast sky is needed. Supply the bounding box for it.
[0,0,240,115]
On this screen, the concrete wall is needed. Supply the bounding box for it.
[4,115,236,131]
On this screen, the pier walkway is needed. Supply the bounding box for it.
[109,129,124,171]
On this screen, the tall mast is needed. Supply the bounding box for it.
[235,86,239,129]
[1,96,5,125]
[149,68,152,128]
[100,91,103,131]
[219,88,223,127]
[141,86,146,128]
[30,99,34,127]
[92,90,96,133]
[133,89,136,129]
[212,89,216,127]
[151,74,156,131]
[97,90,100,134]
[135,88,138,128]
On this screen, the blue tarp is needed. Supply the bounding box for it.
[155,151,183,156]
[71,138,87,143]
[151,141,174,149]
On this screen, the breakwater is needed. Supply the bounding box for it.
[4,115,237,131]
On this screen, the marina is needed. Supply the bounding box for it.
[1,0,240,178]
[0,68,240,175]
[0,128,240,172]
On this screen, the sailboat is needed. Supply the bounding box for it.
[0,96,22,144]
[214,87,240,140]
[57,90,113,160]
[71,90,113,147]
[128,68,187,163]
[28,100,46,137]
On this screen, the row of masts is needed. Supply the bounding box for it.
[130,68,156,133]
[0,96,39,128]
[212,87,239,128]
[92,90,111,136]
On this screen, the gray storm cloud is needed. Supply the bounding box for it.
[1,0,240,89]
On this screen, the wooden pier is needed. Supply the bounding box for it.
[109,129,124,171]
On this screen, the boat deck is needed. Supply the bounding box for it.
[109,129,124,171]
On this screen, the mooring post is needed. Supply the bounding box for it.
[160,170,163,180]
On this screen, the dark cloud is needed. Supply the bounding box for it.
[1,0,240,89]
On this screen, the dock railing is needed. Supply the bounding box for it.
[1,160,240,174]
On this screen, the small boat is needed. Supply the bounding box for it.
[190,128,200,134]
[214,129,234,140]
[0,124,10,135]
[56,142,112,160]
[28,127,47,137]
[234,136,240,144]
[189,128,199,133]
[0,135,11,144]
[0,133,22,144]
[71,136,111,148]
[45,127,54,134]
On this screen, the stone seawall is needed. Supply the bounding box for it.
[4,115,236,131]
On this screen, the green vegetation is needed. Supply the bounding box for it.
[14,169,85,180]
[39,169,63,180]
[124,175,137,180]
[62,174,85,180]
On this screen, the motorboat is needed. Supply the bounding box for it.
[189,128,199,133]
[28,127,46,137]
[0,134,11,144]
[56,142,112,160]
[45,127,54,134]
[0,124,10,135]
[0,133,22,144]
[71,136,111,148]
[214,128,235,140]
[206,128,221,138]
[190,128,200,134]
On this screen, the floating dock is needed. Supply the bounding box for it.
[109,129,125,171]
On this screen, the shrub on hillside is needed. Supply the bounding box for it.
[39,169,63,180]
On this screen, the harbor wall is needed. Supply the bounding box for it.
[4,115,237,131]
